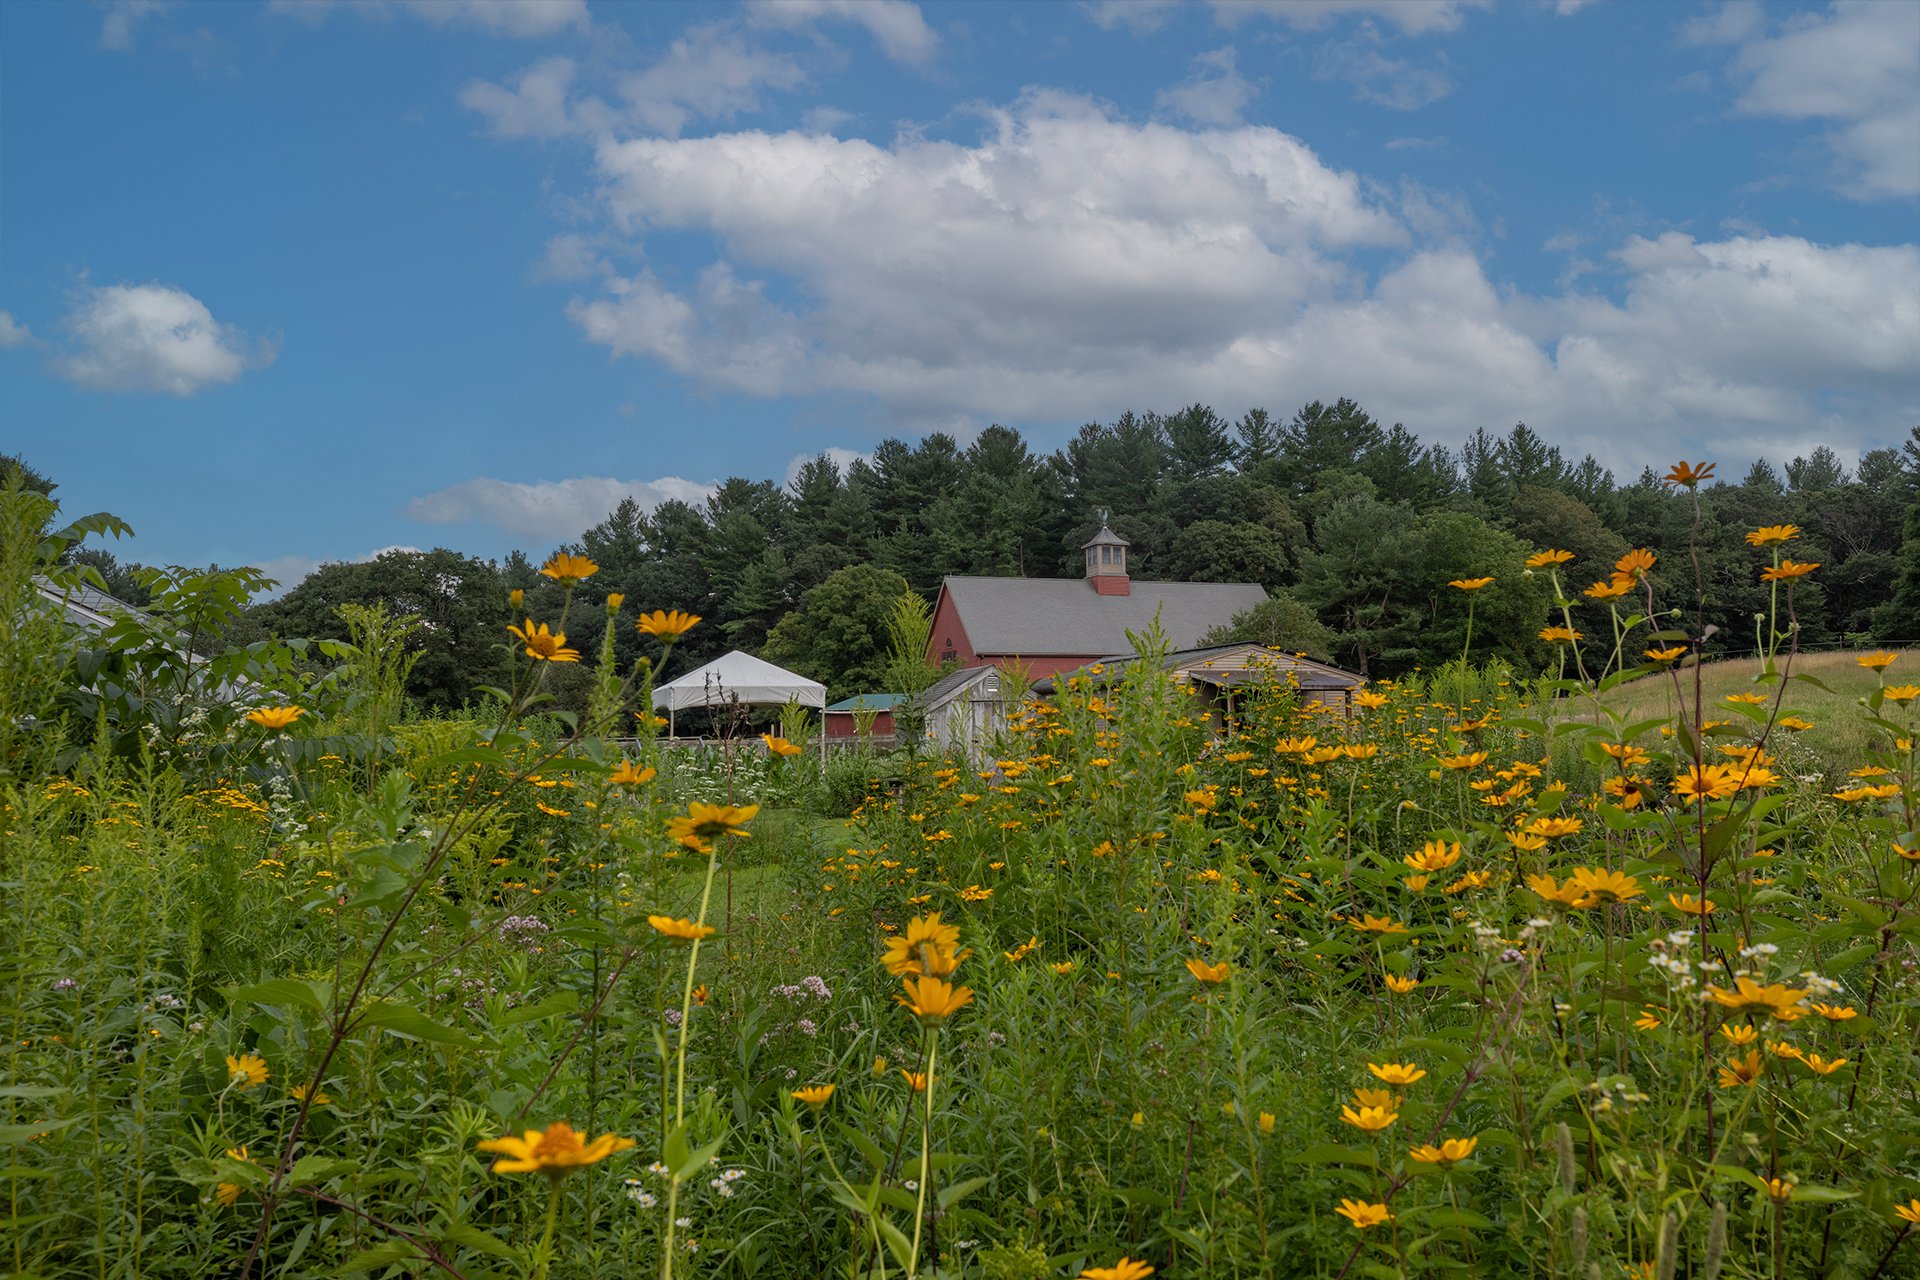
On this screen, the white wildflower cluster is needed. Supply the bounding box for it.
[622,1178,657,1208]
[707,1168,746,1197]
[1469,921,1503,951]
[1645,936,1698,990]
[264,772,308,839]
[1800,971,1841,998]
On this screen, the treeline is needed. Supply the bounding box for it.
[32,403,1920,707]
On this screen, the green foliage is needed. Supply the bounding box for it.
[763,563,909,699]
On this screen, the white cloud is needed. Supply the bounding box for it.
[54,283,271,396]
[100,0,168,50]
[1679,0,1764,46]
[546,92,1917,469]
[1313,30,1455,111]
[1081,0,1181,35]
[269,0,588,37]
[459,56,596,139]
[1715,0,1919,198]
[746,0,937,65]
[0,311,31,348]
[533,232,606,281]
[1209,0,1492,37]
[1158,46,1257,126]
[406,475,716,540]
[618,25,808,136]
[785,447,870,487]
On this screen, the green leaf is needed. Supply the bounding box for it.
[439,1221,524,1263]
[288,1156,359,1185]
[0,1118,81,1146]
[669,1131,727,1182]
[1788,1185,1857,1204]
[1292,1143,1379,1168]
[354,1002,492,1049]
[226,979,330,1015]
[937,1175,990,1209]
[494,990,581,1027]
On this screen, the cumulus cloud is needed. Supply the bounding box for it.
[460,56,592,139]
[1209,0,1492,37]
[746,0,937,65]
[0,311,31,349]
[100,0,168,50]
[1158,46,1258,126]
[54,283,271,396]
[1712,0,1919,198]
[407,475,716,541]
[1081,0,1181,35]
[785,447,871,487]
[1313,30,1456,111]
[549,92,1917,469]
[269,0,588,37]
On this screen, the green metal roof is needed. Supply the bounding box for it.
[825,693,908,712]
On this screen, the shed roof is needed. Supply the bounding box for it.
[915,664,1005,714]
[939,576,1265,656]
[825,693,908,712]
[1032,643,1363,694]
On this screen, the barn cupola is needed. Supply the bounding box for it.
[1082,520,1131,596]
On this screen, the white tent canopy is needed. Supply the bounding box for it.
[652,650,826,714]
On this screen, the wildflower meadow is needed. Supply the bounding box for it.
[5,461,1918,1280]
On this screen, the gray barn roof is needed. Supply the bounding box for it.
[941,576,1266,656]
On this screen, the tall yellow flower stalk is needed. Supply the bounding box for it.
[889,911,975,1278]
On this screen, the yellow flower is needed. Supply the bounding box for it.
[647,915,717,942]
[1567,867,1642,904]
[1708,976,1810,1021]
[1527,874,1590,910]
[1384,973,1420,994]
[1351,1087,1395,1109]
[1616,547,1657,579]
[1634,1009,1663,1030]
[1077,1258,1155,1280]
[1585,577,1634,600]
[1717,1050,1764,1088]
[1644,645,1687,662]
[507,619,580,663]
[760,733,803,757]
[1667,893,1716,916]
[1719,1023,1759,1046]
[1367,1062,1426,1087]
[245,706,304,731]
[1857,651,1900,672]
[1882,684,1920,704]
[1185,957,1230,984]
[605,592,625,612]
[509,588,524,608]
[609,760,656,786]
[216,1182,244,1207]
[635,609,701,640]
[1760,559,1819,581]
[1777,716,1814,731]
[1526,549,1574,568]
[538,552,599,585]
[1894,1199,1920,1225]
[1408,1136,1478,1165]
[1664,460,1715,487]
[1745,524,1800,546]
[900,1070,927,1093]
[1353,689,1389,709]
[1799,1053,1848,1076]
[476,1122,634,1176]
[1405,839,1463,873]
[1762,1177,1794,1204]
[1350,914,1409,935]
[1674,764,1742,803]
[1809,1003,1857,1021]
[226,1053,268,1089]
[791,1084,837,1109]
[882,913,967,977]
[1448,577,1494,591]
[1334,1199,1393,1229]
[1258,1111,1275,1135]
[665,801,759,853]
[1527,815,1583,839]
[1538,626,1582,643]
[897,974,975,1026]
[1339,1104,1398,1132]
[288,1083,330,1105]
[1438,752,1487,771]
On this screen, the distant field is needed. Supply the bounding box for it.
[1549,647,1910,778]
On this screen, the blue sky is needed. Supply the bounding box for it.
[3,0,1915,588]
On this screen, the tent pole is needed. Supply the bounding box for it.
[669,707,675,741]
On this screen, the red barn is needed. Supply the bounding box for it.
[925,524,1267,679]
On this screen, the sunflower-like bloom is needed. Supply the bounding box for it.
[647,915,716,942]
[538,553,599,585]
[289,1083,331,1105]
[1350,914,1409,935]
[1526,548,1575,568]
[1800,1053,1848,1076]
[1717,1050,1764,1088]
[226,1053,268,1089]
[1273,736,1317,754]
[1644,645,1687,663]
[882,913,968,977]
[1384,973,1420,994]
[1185,957,1230,984]
[1567,867,1642,904]
[1761,559,1820,581]
[1857,651,1900,672]
[1352,689,1389,710]
[1894,1199,1920,1225]
[1448,577,1493,591]
[1809,1003,1857,1021]
[1667,893,1715,915]
[1719,1023,1759,1046]
[1340,1104,1399,1132]
[1881,685,1920,704]
[899,1070,927,1093]
[1615,547,1657,580]
[1438,752,1487,771]
[1527,816,1583,839]
[665,801,759,853]
[1707,976,1810,1021]
[635,609,701,640]
[477,1121,633,1176]
[1538,626,1582,643]
[1077,1258,1155,1280]
[508,619,580,663]
[1409,1136,1478,1165]
[245,706,304,731]
[1745,524,1800,546]
[609,760,656,786]
[897,974,975,1026]
[1762,1178,1794,1204]
[1367,1062,1426,1087]
[791,1084,836,1109]
[1404,840,1463,873]
[1674,764,1742,803]
[1585,578,1634,600]
[1526,874,1591,910]
[1665,460,1715,487]
[760,733,803,757]
[1335,1199,1394,1229]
